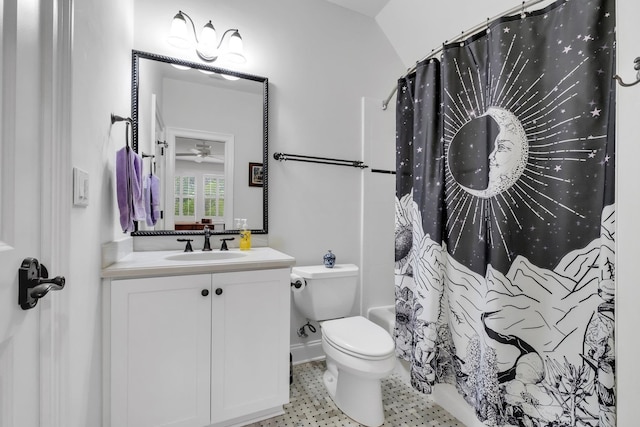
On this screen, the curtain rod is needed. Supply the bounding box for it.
[381,0,552,110]
[273,152,368,169]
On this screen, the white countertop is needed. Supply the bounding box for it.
[102,247,296,279]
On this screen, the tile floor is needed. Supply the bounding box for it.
[248,360,465,426]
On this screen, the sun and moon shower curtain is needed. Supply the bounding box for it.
[394,0,616,426]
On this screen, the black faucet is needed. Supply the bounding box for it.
[202,226,212,251]
[220,237,235,251]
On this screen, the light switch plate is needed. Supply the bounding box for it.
[73,167,89,207]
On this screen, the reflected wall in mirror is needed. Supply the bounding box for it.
[130,50,268,235]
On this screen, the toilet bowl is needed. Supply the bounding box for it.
[368,305,412,385]
[320,316,395,427]
[290,265,396,427]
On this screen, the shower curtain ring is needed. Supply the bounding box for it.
[520,1,526,19]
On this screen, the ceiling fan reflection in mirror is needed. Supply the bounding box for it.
[175,139,225,163]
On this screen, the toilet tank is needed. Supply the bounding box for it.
[291,264,359,321]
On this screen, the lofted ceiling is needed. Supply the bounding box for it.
[323,0,390,18]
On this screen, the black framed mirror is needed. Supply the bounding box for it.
[130,50,268,236]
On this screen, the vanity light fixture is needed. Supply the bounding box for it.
[167,10,246,64]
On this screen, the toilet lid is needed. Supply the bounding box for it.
[292,264,358,279]
[322,316,394,359]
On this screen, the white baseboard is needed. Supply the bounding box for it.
[210,405,285,427]
[290,340,325,365]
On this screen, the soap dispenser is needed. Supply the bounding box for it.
[239,219,251,251]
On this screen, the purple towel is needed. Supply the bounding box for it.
[116,147,145,232]
[144,174,161,226]
[150,174,160,223]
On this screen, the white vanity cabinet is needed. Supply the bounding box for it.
[105,267,291,427]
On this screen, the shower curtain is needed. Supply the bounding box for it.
[394,0,616,426]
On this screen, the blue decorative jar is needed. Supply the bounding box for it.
[323,250,336,268]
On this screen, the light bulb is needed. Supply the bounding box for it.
[197,21,218,60]
[223,31,247,64]
[167,12,192,49]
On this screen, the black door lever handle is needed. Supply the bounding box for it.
[19,257,66,310]
[30,276,66,299]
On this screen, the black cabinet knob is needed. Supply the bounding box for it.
[201,289,209,297]
[215,288,223,295]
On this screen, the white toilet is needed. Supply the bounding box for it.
[291,264,395,427]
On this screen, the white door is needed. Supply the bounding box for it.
[152,94,166,230]
[0,0,71,426]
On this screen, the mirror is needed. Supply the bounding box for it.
[130,50,268,236]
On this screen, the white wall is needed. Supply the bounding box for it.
[361,97,396,313]
[612,0,640,423]
[377,0,538,69]
[69,0,133,425]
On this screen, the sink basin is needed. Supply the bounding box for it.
[165,251,247,262]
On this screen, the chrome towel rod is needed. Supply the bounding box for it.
[273,152,368,169]
[381,0,550,110]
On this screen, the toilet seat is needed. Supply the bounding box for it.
[322,316,394,361]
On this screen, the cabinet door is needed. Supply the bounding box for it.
[111,275,212,427]
[210,269,290,424]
